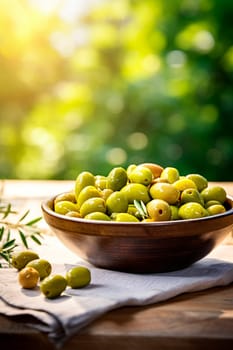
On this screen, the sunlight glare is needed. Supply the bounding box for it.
[28,0,104,22]
[28,0,61,14]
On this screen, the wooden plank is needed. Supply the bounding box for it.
[64,284,233,350]
[0,315,55,349]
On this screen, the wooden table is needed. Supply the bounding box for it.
[1,180,233,350]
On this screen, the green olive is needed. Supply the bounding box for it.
[186,174,208,192]
[75,171,95,199]
[26,259,52,280]
[80,197,106,217]
[54,192,76,205]
[207,204,226,216]
[138,163,164,178]
[11,250,40,271]
[66,266,91,288]
[146,199,171,221]
[113,213,140,222]
[53,164,228,223]
[65,211,82,218]
[100,188,113,201]
[126,164,137,177]
[40,274,67,299]
[173,178,197,191]
[84,212,111,221]
[128,165,153,186]
[107,167,128,191]
[178,202,208,219]
[205,200,222,208]
[149,182,180,204]
[180,188,204,205]
[95,175,108,190]
[77,185,101,209]
[152,177,169,184]
[127,204,141,219]
[54,201,79,215]
[120,183,151,204]
[201,186,227,204]
[106,191,128,214]
[170,205,180,220]
[160,167,180,184]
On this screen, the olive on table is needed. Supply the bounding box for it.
[26,259,52,280]
[40,274,67,299]
[12,250,40,271]
[18,267,40,289]
[66,266,91,289]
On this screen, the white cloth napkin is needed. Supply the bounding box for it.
[0,235,233,348]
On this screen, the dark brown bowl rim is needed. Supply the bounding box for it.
[41,194,233,227]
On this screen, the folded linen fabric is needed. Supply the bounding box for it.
[0,235,233,348]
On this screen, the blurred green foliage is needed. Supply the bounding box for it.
[0,0,232,180]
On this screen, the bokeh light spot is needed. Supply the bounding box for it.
[127,132,148,150]
[166,50,186,68]
[193,30,215,52]
[106,147,127,165]
[106,94,124,114]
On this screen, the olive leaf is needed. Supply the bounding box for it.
[133,200,148,219]
[0,227,17,266]
[0,201,43,267]
[0,203,17,219]
[25,217,43,226]
[18,230,29,249]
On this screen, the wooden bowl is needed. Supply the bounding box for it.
[41,195,233,273]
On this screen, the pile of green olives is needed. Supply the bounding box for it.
[13,250,91,298]
[54,162,228,222]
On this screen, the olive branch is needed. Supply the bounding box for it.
[0,202,43,267]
